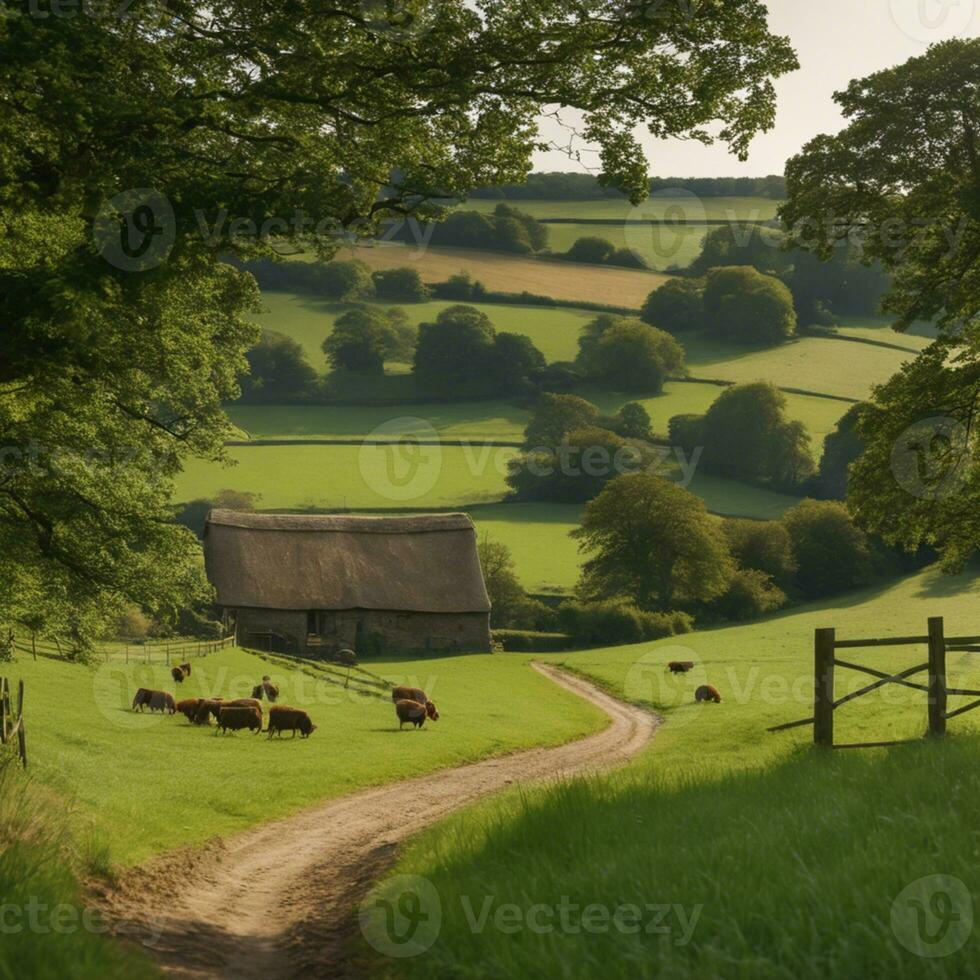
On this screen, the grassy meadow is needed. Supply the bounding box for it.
[460,196,782,222]
[542,221,709,271]
[362,564,980,980]
[2,646,606,867]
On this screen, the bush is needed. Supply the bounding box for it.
[668,412,706,453]
[782,499,872,598]
[523,393,599,449]
[613,402,654,441]
[712,568,788,621]
[566,236,616,264]
[371,267,430,302]
[490,332,546,393]
[479,539,556,630]
[558,600,692,647]
[492,630,572,652]
[240,330,320,402]
[413,305,496,391]
[641,277,705,332]
[577,316,685,393]
[721,518,797,589]
[703,265,797,346]
[812,402,871,500]
[315,259,376,301]
[435,272,488,301]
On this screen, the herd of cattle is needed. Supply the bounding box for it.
[667,661,723,704]
[131,664,440,735]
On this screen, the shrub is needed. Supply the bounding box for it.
[491,332,546,392]
[578,317,685,393]
[668,412,706,453]
[323,307,395,373]
[566,236,616,264]
[712,568,788,621]
[436,272,488,301]
[609,247,648,269]
[240,330,319,402]
[523,393,599,449]
[413,305,496,391]
[479,539,553,630]
[641,277,705,332]
[813,402,872,500]
[703,265,797,346]
[613,402,654,441]
[371,267,430,302]
[558,600,692,647]
[782,499,872,598]
[315,259,376,301]
[721,518,797,589]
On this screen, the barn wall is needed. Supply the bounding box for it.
[233,607,491,657]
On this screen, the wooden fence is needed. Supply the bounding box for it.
[13,633,236,665]
[0,677,27,768]
[769,616,980,749]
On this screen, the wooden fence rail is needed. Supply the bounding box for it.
[0,677,27,768]
[12,633,236,665]
[769,617,980,749]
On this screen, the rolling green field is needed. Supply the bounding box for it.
[684,332,915,402]
[5,646,605,867]
[831,316,936,351]
[252,291,596,365]
[461,196,782,222]
[364,563,980,980]
[542,222,709,271]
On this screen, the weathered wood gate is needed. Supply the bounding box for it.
[0,677,27,768]
[769,617,980,749]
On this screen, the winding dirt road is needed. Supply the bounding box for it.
[96,664,656,979]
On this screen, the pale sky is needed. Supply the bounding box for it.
[533,0,980,178]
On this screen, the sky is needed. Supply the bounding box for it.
[533,0,980,178]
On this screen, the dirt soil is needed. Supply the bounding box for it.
[92,663,657,979]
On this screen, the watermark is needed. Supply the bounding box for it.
[359,875,702,957]
[890,416,971,500]
[624,188,708,268]
[358,418,444,503]
[889,0,976,44]
[891,874,973,957]
[624,646,708,724]
[93,188,175,272]
[359,875,442,958]
[16,0,141,18]
[0,898,161,947]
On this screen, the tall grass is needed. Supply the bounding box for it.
[0,752,150,978]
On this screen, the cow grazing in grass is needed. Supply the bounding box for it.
[176,698,205,723]
[392,687,439,721]
[224,698,263,716]
[132,689,175,713]
[251,676,280,703]
[668,661,695,674]
[216,705,263,735]
[267,706,317,739]
[395,699,428,730]
[171,663,192,684]
[695,685,722,704]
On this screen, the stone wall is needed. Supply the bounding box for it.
[233,607,491,657]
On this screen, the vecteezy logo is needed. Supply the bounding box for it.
[624,188,707,270]
[93,188,175,271]
[358,875,442,958]
[890,417,971,500]
[889,0,976,43]
[891,875,973,957]
[358,418,443,502]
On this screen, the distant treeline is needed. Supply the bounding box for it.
[470,173,786,201]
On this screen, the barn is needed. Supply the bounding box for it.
[203,510,492,656]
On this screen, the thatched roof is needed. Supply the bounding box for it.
[204,510,490,614]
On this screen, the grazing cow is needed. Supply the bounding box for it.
[251,676,280,703]
[668,661,695,674]
[395,699,427,730]
[224,698,263,715]
[216,705,263,735]
[132,689,175,713]
[193,698,225,725]
[171,662,192,684]
[695,685,722,704]
[392,687,439,721]
[176,698,205,723]
[267,706,317,739]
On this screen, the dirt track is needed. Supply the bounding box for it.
[95,664,657,979]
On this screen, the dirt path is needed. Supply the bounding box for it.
[96,664,657,979]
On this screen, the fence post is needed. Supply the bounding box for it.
[927,616,947,737]
[814,628,836,747]
[16,680,26,769]
[0,677,7,745]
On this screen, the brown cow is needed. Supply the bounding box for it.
[267,706,316,739]
[224,698,263,715]
[216,705,263,735]
[193,698,225,725]
[392,687,439,721]
[176,698,205,723]
[395,699,427,730]
[251,677,280,703]
[132,688,151,711]
[695,685,722,704]
[171,663,192,684]
[668,661,695,674]
[132,689,175,713]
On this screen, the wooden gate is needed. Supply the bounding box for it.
[769,617,980,749]
[0,677,27,768]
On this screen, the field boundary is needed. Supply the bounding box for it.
[769,616,980,748]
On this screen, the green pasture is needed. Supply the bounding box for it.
[461,196,782,222]
[366,563,980,980]
[4,647,605,867]
[683,331,916,402]
[253,292,597,366]
[543,222,708,271]
[175,443,518,510]
[831,316,935,352]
